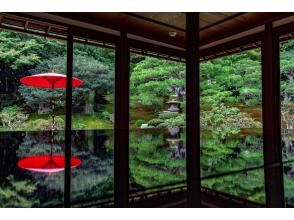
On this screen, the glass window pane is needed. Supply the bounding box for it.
[280,38,294,162]
[280,36,294,207]
[0,30,66,207]
[202,168,265,204]
[283,161,294,207]
[71,40,115,206]
[200,48,265,204]
[129,53,186,195]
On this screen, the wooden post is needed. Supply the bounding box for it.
[261,22,285,207]
[186,12,201,207]
[114,32,130,207]
[64,29,73,208]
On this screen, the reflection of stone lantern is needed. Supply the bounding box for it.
[166,127,185,159]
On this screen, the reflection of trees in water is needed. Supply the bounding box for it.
[201,131,265,204]
[281,68,294,158]
[30,152,113,206]
[129,128,264,203]
[202,169,265,204]
[284,163,294,207]
[129,129,186,190]
[0,133,41,207]
[0,175,39,208]
[282,129,294,158]
[17,131,64,157]
[12,130,114,207]
[1,129,265,206]
[201,131,263,176]
[0,132,24,180]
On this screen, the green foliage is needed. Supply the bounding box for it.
[148,118,164,127]
[200,131,263,177]
[99,110,114,123]
[284,170,294,207]
[147,112,185,128]
[135,119,146,127]
[201,103,261,139]
[164,114,185,128]
[0,105,28,130]
[0,175,39,208]
[23,115,64,131]
[202,169,265,204]
[156,122,169,128]
[280,41,294,101]
[74,43,115,71]
[0,29,284,206]
[200,49,262,107]
[72,114,113,130]
[129,131,186,188]
[0,31,42,71]
[158,111,180,120]
[18,54,114,113]
[130,56,185,108]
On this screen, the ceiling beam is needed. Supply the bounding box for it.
[123,12,185,32]
[200,12,246,31]
[49,12,186,48]
[201,12,294,46]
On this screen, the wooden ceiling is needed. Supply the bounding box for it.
[3,12,293,50]
[47,12,293,48]
[129,12,243,31]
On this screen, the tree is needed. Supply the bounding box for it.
[0,31,67,95]
[18,54,114,114]
[0,31,42,72]
[280,40,294,158]
[0,175,39,208]
[0,105,28,130]
[130,56,185,109]
[200,49,262,107]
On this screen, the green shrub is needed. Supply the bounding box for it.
[147,118,164,126]
[135,119,146,127]
[165,114,186,127]
[101,111,110,120]
[156,122,168,128]
[158,112,179,120]
[0,105,28,130]
[25,116,64,131]
[0,175,39,208]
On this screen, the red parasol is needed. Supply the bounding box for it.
[20,72,83,88]
[17,155,81,174]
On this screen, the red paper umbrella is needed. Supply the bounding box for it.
[17,155,82,174]
[20,72,83,88]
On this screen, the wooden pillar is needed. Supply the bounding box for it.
[261,23,285,207]
[64,29,73,208]
[114,32,130,207]
[186,12,201,207]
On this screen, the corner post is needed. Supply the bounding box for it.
[114,32,130,207]
[262,22,285,207]
[186,12,201,207]
[64,29,73,208]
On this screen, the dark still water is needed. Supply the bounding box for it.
[0,130,114,207]
[1,128,292,207]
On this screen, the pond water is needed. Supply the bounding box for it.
[0,128,293,207]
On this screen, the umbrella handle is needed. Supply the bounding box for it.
[50,85,55,159]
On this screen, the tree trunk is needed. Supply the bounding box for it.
[84,91,95,114]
